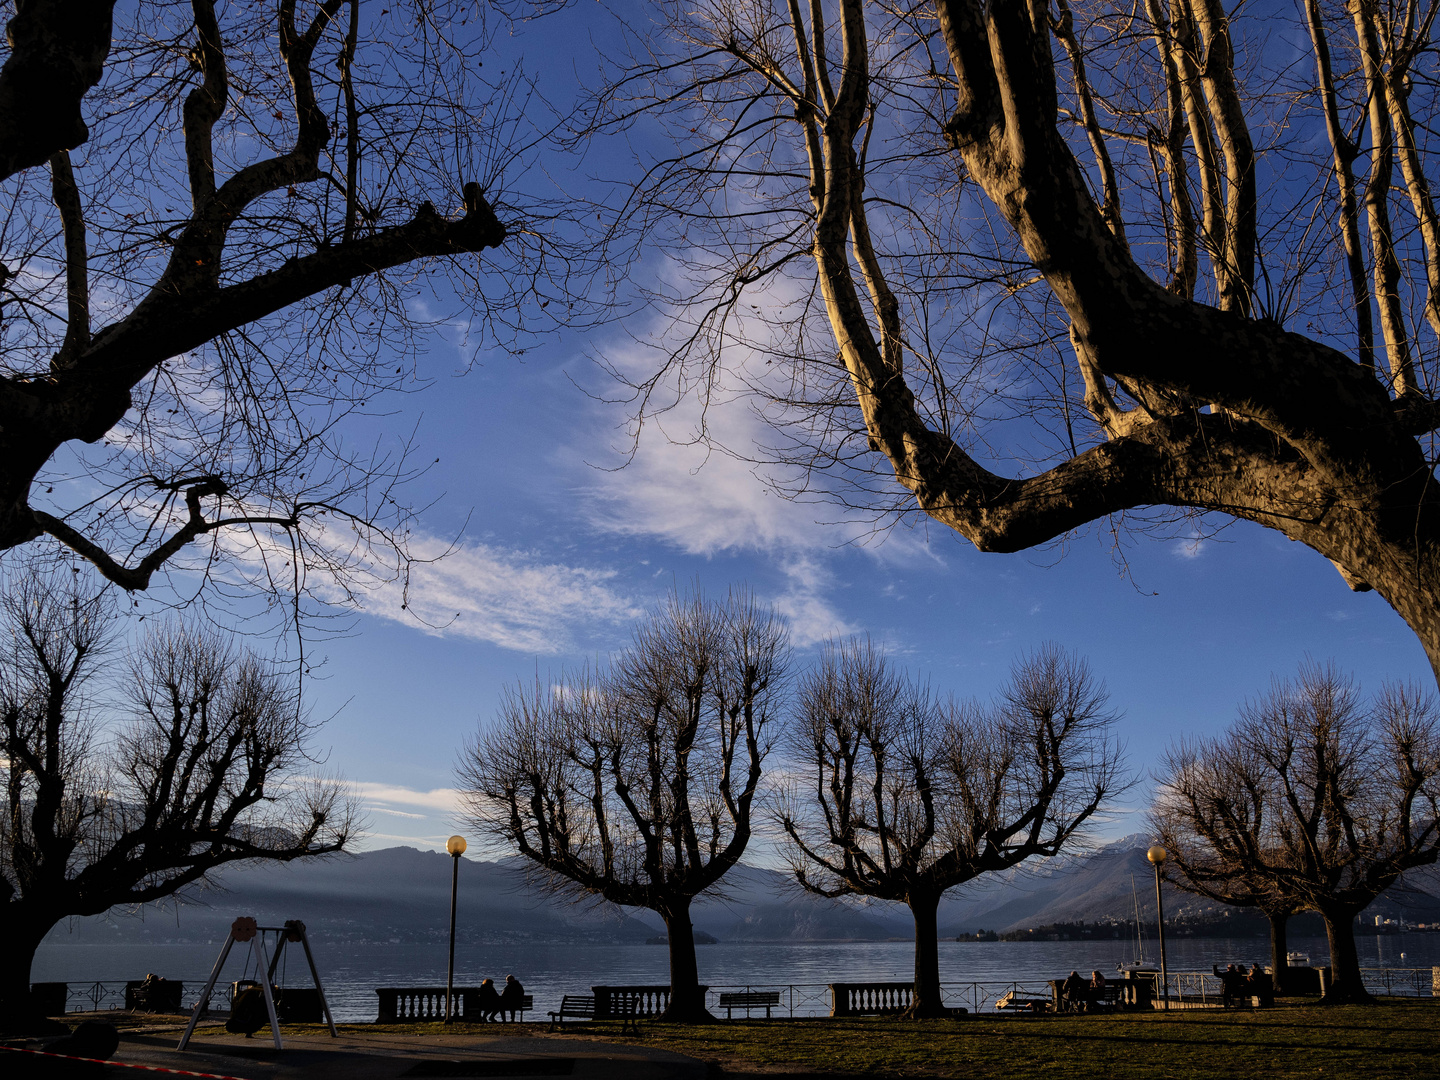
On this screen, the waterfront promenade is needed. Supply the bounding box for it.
[7,1000,1440,1080]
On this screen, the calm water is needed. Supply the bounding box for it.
[32,934,1440,1021]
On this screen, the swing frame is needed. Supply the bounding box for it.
[177,916,338,1051]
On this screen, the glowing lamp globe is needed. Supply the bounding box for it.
[446,835,467,856]
[1147,844,1168,865]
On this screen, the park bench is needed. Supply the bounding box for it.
[547,993,640,1035]
[126,977,184,1013]
[717,990,782,1019]
[1049,979,1133,1014]
[1086,984,1124,1013]
[993,990,1051,1014]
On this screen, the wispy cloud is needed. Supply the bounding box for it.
[358,534,642,653]
[1172,531,1207,560]
[574,279,933,646]
[209,520,641,653]
[348,781,464,818]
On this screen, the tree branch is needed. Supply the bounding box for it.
[0,0,116,182]
[48,149,89,367]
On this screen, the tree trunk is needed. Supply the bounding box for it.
[0,911,67,1035]
[658,901,711,1022]
[1265,910,1291,995]
[902,891,951,1019]
[1320,909,1372,1004]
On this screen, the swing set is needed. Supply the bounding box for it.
[177,916,338,1051]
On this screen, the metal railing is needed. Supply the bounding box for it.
[1359,967,1435,998]
[37,966,1438,1020]
[53,981,229,1014]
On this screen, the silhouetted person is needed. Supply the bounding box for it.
[1088,970,1106,1006]
[1061,970,1087,1013]
[1213,963,1243,1008]
[475,979,501,1022]
[498,974,525,1022]
[1247,963,1273,1007]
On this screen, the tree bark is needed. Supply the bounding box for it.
[800,0,1440,684]
[1319,908,1371,1004]
[0,907,66,1035]
[659,901,712,1022]
[902,890,950,1019]
[1265,910,1291,996]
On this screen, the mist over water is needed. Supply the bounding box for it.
[32,935,1440,1022]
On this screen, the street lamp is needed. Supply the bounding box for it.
[445,835,467,1024]
[1147,844,1170,1011]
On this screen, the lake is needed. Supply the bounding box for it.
[31,933,1440,1021]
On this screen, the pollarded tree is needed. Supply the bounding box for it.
[0,571,359,1030]
[583,0,1440,682]
[780,641,1124,1018]
[0,0,576,624]
[1150,738,1308,995]
[458,588,790,1022]
[1154,661,1440,1004]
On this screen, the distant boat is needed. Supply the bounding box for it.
[1118,874,1157,974]
[1286,951,1311,966]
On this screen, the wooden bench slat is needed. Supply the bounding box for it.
[717,991,782,1019]
[548,993,640,1035]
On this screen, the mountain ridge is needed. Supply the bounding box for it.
[41,843,1440,947]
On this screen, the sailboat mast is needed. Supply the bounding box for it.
[1132,874,1144,962]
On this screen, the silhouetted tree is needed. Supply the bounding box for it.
[458,588,790,1022]
[0,572,358,1030]
[1150,740,1307,995]
[0,0,576,625]
[580,0,1440,682]
[1153,661,1440,1003]
[780,641,1124,1018]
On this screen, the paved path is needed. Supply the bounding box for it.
[6,1023,711,1080]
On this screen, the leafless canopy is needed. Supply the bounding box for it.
[0,568,359,1008]
[780,639,1123,1016]
[1152,660,1440,1002]
[579,0,1440,679]
[457,587,790,1021]
[0,0,579,631]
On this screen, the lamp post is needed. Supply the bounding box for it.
[445,834,466,1024]
[1147,844,1170,1011]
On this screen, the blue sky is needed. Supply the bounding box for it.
[255,3,1440,859]
[21,2,1425,861]
[294,291,1434,854]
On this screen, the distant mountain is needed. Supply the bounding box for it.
[42,840,1440,948]
[42,848,655,947]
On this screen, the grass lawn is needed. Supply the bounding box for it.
[205,999,1440,1079]
[537,1001,1440,1079]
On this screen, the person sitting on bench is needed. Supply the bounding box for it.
[498,974,526,1021]
[476,978,502,1021]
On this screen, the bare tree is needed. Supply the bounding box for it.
[1153,661,1440,1004]
[580,0,1440,682]
[780,641,1123,1018]
[0,570,359,1030]
[458,588,790,1022]
[1150,738,1308,995]
[0,0,580,629]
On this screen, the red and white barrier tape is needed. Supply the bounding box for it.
[0,1042,253,1079]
